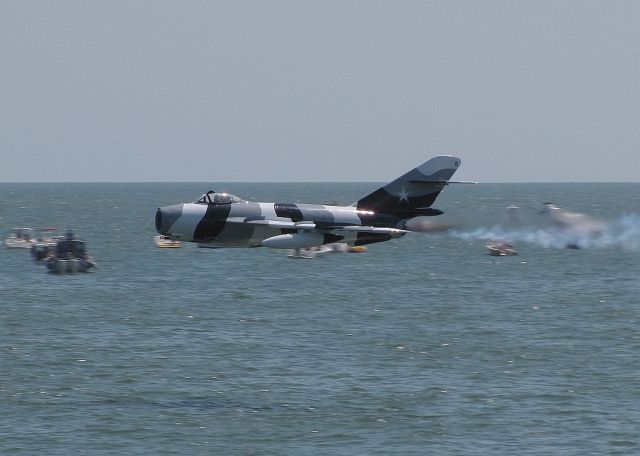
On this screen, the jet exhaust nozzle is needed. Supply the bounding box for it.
[261,232,325,249]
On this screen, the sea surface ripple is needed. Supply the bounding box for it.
[1,182,639,455]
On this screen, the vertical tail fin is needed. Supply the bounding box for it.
[356,155,461,216]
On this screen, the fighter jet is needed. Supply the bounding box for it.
[155,155,462,250]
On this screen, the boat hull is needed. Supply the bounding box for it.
[45,258,95,274]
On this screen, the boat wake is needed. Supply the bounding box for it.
[449,214,640,250]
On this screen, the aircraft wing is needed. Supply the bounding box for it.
[228,217,407,235]
[228,217,317,230]
[328,226,408,235]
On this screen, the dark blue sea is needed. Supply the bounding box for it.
[1,182,639,455]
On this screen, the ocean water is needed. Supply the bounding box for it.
[1,182,639,455]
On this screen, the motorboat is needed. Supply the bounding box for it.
[287,245,335,259]
[4,228,35,248]
[31,228,60,261]
[287,242,366,258]
[154,235,182,248]
[486,241,518,256]
[45,232,96,273]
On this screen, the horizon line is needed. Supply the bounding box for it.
[1,180,639,185]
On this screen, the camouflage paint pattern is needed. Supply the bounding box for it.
[156,156,461,248]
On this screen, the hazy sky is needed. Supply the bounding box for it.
[2,1,639,182]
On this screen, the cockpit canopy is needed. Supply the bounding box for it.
[196,190,245,205]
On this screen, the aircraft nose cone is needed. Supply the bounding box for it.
[155,204,183,235]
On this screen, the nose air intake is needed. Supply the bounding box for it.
[155,204,183,235]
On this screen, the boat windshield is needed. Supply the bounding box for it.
[196,191,245,205]
[12,228,33,239]
[56,239,87,257]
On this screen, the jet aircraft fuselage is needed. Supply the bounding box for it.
[156,197,407,248]
[155,155,462,249]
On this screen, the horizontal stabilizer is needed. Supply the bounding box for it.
[409,180,478,185]
[392,207,444,217]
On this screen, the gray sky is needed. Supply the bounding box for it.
[2,1,639,182]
